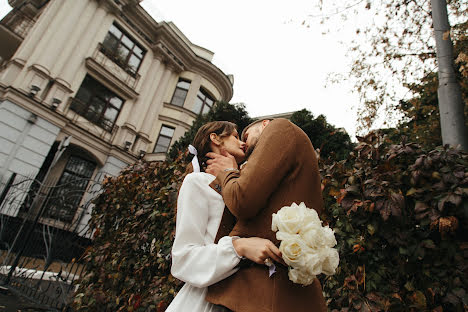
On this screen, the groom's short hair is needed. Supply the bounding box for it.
[241,119,273,141]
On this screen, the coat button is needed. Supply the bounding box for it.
[215,184,221,192]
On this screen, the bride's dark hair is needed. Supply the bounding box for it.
[186,121,237,173]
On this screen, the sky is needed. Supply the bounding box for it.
[0,0,363,138]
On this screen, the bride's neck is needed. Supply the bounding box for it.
[209,143,221,155]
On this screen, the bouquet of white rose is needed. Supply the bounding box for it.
[271,202,339,286]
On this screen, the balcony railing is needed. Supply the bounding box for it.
[0,8,36,39]
[68,97,118,134]
[89,43,141,90]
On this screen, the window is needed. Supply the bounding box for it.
[70,75,124,132]
[42,155,96,222]
[192,88,214,115]
[154,125,175,153]
[170,79,191,106]
[101,23,145,75]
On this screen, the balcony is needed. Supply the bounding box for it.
[67,97,119,142]
[0,8,34,62]
[1,7,36,40]
[85,43,140,99]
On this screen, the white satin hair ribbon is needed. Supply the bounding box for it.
[188,144,200,173]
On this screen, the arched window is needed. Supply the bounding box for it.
[21,143,98,224]
[42,154,96,223]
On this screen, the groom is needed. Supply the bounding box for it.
[205,118,327,312]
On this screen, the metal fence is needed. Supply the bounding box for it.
[0,171,104,311]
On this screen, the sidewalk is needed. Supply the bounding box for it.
[0,287,52,312]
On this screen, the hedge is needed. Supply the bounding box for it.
[73,132,467,311]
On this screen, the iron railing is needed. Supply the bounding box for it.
[0,171,104,311]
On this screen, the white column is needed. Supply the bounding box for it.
[61,5,109,85]
[125,58,163,129]
[184,75,202,112]
[31,0,88,73]
[50,0,97,77]
[12,0,65,61]
[139,65,173,136]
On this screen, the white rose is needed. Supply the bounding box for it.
[300,225,337,249]
[272,203,306,234]
[300,227,322,249]
[304,252,323,276]
[300,203,322,226]
[288,268,316,286]
[320,247,340,275]
[278,233,310,268]
[298,206,322,235]
[321,226,337,248]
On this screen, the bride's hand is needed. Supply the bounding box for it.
[232,237,284,265]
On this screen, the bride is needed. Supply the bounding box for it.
[166,121,282,312]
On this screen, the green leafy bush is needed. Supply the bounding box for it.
[290,109,354,160]
[320,132,468,311]
[73,127,467,311]
[73,102,252,311]
[73,157,187,311]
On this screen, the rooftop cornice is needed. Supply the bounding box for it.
[120,6,233,101]
[152,43,184,73]
[153,22,233,101]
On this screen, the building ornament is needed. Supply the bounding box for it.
[154,26,233,100]
[95,0,121,15]
[152,43,184,73]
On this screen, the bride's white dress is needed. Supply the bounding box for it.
[166,172,242,312]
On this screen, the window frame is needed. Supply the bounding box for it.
[70,75,124,132]
[101,23,146,76]
[192,87,215,115]
[170,78,191,107]
[153,125,176,154]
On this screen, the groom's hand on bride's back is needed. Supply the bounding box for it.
[206,149,238,176]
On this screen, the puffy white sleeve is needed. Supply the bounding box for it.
[170,174,241,288]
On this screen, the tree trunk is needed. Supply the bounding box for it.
[431,0,468,151]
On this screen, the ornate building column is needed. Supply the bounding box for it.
[183,75,202,113]
[9,1,88,101]
[60,4,109,86]
[134,59,180,153]
[50,0,98,78]
[117,57,162,150]
[0,0,65,86]
[11,0,65,62]
[130,57,163,130]
[138,43,185,137]
[25,1,87,72]
[139,65,173,135]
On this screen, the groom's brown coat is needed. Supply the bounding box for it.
[206,118,327,312]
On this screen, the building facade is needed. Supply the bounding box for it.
[0,0,233,229]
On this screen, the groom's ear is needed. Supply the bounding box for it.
[210,133,222,146]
